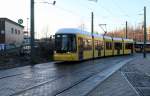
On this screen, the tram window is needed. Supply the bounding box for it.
[106,42,112,50]
[114,43,122,49]
[55,34,77,53]
[95,40,104,50]
[125,43,132,49]
[94,40,98,49]
[56,35,61,38]
[72,37,76,51]
[83,39,92,50]
[135,45,140,48]
[95,40,98,50]
[61,35,68,50]
[78,38,83,47]
[87,39,92,50]
[146,44,150,48]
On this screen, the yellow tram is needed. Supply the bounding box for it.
[54,28,134,61]
[134,42,150,53]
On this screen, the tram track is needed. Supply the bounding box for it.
[10,57,128,96]
[10,61,109,96]
[0,56,122,80]
[0,56,132,96]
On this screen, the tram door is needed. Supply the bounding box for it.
[78,37,84,60]
[131,44,134,54]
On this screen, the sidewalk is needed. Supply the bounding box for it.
[88,53,150,96]
[121,53,150,96]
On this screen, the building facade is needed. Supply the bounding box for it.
[0,18,24,47]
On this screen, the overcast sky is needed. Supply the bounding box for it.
[0,0,149,38]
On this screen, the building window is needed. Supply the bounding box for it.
[15,29,17,34]
[18,30,20,35]
[11,28,14,34]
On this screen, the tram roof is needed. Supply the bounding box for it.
[135,42,150,44]
[93,33,103,38]
[113,37,122,41]
[55,28,91,36]
[104,36,112,40]
[123,38,134,42]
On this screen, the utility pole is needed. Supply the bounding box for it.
[91,12,94,59]
[27,18,29,43]
[125,21,128,38]
[143,6,147,58]
[30,0,35,63]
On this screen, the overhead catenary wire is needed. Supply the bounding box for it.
[111,0,129,17]
[42,0,147,33]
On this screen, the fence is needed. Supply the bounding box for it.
[0,47,21,57]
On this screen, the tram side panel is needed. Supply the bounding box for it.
[77,34,93,60]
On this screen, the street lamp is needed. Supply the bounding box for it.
[143,6,147,58]
[30,0,56,63]
[91,12,94,59]
[88,0,98,59]
[39,0,56,5]
[30,0,35,63]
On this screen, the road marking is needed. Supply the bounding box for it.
[121,71,141,96]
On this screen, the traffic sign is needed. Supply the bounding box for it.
[18,19,23,24]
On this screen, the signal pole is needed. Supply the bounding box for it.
[30,0,35,63]
[143,6,147,58]
[125,21,128,38]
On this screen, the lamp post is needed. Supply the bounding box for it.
[125,21,128,38]
[30,0,56,63]
[91,12,94,59]
[143,6,147,58]
[30,0,35,63]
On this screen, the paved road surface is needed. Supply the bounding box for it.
[0,55,135,96]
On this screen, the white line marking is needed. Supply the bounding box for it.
[121,71,141,96]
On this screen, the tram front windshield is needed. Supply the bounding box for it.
[55,34,76,53]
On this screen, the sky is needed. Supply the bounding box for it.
[0,0,150,38]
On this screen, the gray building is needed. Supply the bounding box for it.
[0,18,24,47]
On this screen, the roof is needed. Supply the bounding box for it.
[55,28,91,36]
[0,18,24,28]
